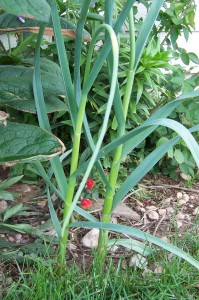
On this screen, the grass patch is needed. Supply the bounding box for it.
[2,229,199,300]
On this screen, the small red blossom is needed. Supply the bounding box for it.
[81,198,93,210]
[86,178,95,190]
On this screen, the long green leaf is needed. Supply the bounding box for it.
[73,90,199,177]
[33,25,67,197]
[47,189,62,238]
[151,118,199,167]
[74,1,92,102]
[3,203,24,222]
[70,221,199,269]
[134,0,166,70]
[113,125,199,208]
[0,175,23,190]
[108,238,153,256]
[50,0,77,128]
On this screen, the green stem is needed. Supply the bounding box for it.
[58,24,119,271]
[97,8,135,263]
[12,33,37,56]
[58,93,87,269]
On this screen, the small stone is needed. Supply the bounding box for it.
[22,184,31,193]
[0,200,8,213]
[161,198,171,207]
[180,173,191,181]
[0,234,5,238]
[111,217,118,224]
[129,254,147,269]
[51,193,57,201]
[146,206,158,211]
[45,229,58,237]
[136,206,146,213]
[176,192,183,199]
[5,277,13,285]
[37,200,46,208]
[190,195,195,200]
[193,206,199,216]
[154,265,164,274]
[147,211,159,220]
[15,234,22,241]
[185,214,191,222]
[142,268,153,276]
[108,245,118,253]
[176,212,185,220]
[8,237,15,243]
[178,199,186,206]
[113,203,141,221]
[160,236,168,242]
[68,243,77,251]
[189,204,194,208]
[81,228,99,249]
[175,220,183,229]
[168,253,174,261]
[166,207,174,215]
[158,209,167,216]
[182,194,189,202]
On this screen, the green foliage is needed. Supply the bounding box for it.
[0,0,51,23]
[0,175,23,200]
[0,122,65,163]
[0,0,198,274]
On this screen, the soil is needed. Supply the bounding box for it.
[0,170,199,288]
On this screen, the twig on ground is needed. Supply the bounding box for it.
[139,184,199,193]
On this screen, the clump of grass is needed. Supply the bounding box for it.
[3,230,199,300]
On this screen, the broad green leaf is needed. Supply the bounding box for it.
[0,13,91,41]
[174,149,184,164]
[0,175,23,190]
[0,0,51,23]
[181,52,190,65]
[0,122,65,164]
[0,61,67,113]
[3,203,24,221]
[0,191,15,201]
[188,52,199,64]
[156,137,169,147]
[151,119,199,168]
[71,221,199,269]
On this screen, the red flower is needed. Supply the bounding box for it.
[81,198,93,210]
[86,178,95,190]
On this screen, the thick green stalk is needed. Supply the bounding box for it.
[57,93,88,269]
[97,9,135,263]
